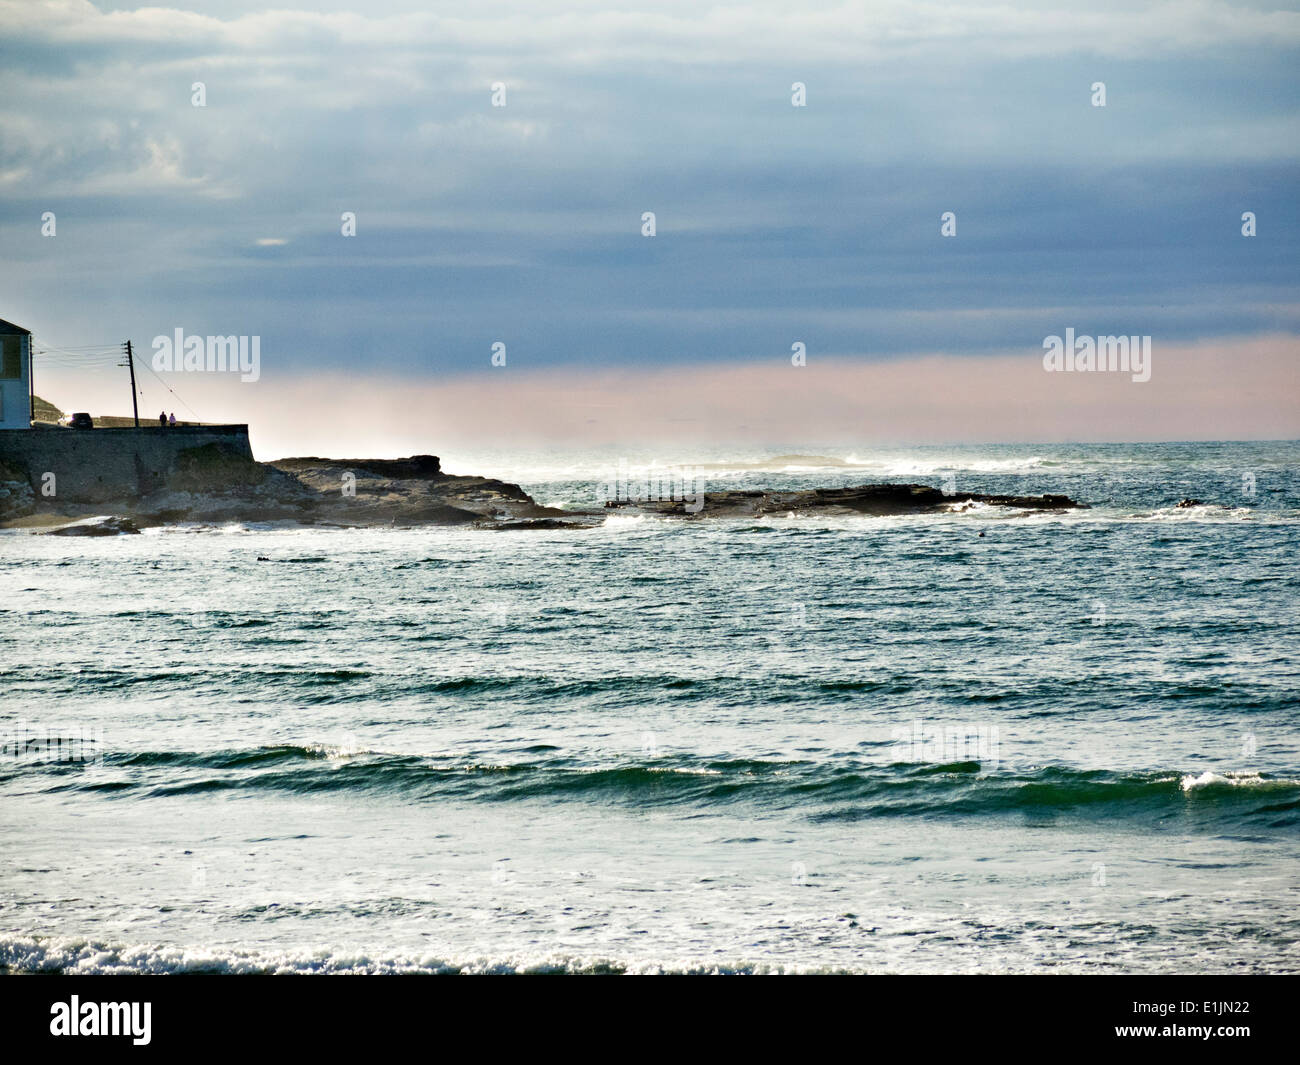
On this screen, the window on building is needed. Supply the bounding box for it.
[0,337,23,380]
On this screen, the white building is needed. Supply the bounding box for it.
[0,318,32,430]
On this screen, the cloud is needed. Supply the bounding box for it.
[8,2,1300,62]
[1,1,1296,438]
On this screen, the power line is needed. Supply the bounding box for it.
[29,334,203,423]
[32,353,122,361]
[136,356,202,420]
[30,336,123,357]
[31,336,121,347]
[33,353,124,364]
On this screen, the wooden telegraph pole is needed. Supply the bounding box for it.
[123,340,140,428]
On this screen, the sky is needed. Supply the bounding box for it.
[0,0,1297,457]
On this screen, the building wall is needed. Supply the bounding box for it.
[0,425,253,503]
[0,332,31,430]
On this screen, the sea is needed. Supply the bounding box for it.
[1,441,1297,974]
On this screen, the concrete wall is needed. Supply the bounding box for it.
[0,424,253,503]
[0,333,31,430]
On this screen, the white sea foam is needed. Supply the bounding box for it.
[685,454,1059,478]
[600,513,665,530]
[1179,770,1294,793]
[0,936,833,976]
[861,456,1055,477]
[1139,504,1257,522]
[941,499,1003,514]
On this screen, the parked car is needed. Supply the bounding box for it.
[69,412,94,429]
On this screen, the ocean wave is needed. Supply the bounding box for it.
[860,456,1055,477]
[0,936,837,975]
[17,749,1299,822]
[681,454,1061,477]
[600,513,669,530]
[1179,770,1293,793]
[1138,504,1259,521]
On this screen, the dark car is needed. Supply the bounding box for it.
[69,412,94,429]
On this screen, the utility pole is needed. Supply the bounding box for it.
[123,340,140,428]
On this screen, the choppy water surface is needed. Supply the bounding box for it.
[1,442,1297,973]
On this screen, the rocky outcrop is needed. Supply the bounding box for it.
[490,517,593,531]
[0,458,35,523]
[45,516,142,536]
[273,455,442,480]
[4,452,571,530]
[604,483,1086,518]
[257,456,562,527]
[2,446,1089,531]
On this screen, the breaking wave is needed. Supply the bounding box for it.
[11,747,1298,825]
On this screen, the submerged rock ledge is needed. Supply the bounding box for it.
[0,449,1088,533]
[606,483,1086,519]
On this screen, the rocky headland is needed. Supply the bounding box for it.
[0,447,1088,534]
[0,449,573,532]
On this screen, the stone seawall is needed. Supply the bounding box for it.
[0,425,253,504]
